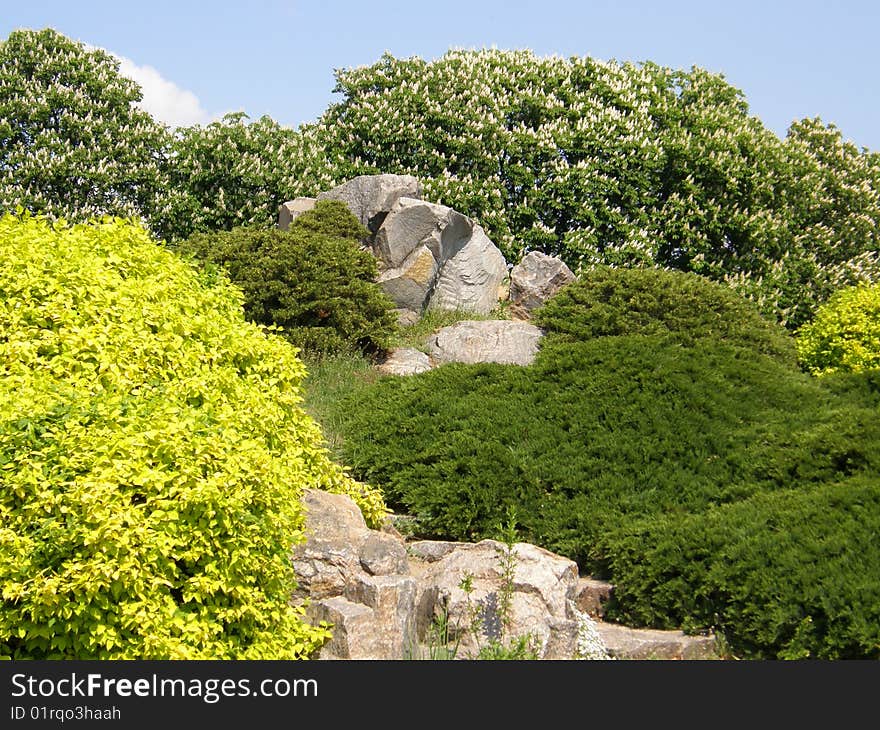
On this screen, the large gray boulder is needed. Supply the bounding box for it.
[428,319,543,366]
[373,197,507,315]
[376,245,440,313]
[317,174,422,233]
[508,251,576,319]
[428,225,508,315]
[374,197,472,269]
[412,539,580,659]
[277,197,316,230]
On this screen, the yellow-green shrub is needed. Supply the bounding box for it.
[796,283,880,375]
[0,214,386,659]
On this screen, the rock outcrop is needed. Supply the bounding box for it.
[411,539,580,659]
[508,251,576,319]
[316,174,422,234]
[427,320,543,366]
[427,224,508,315]
[294,490,718,660]
[281,176,508,317]
[292,490,416,660]
[376,244,440,313]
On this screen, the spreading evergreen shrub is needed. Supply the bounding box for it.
[534,267,797,364]
[796,282,880,375]
[177,200,398,357]
[0,213,386,659]
[600,475,880,659]
[328,269,880,657]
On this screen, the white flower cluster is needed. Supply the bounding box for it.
[568,601,613,660]
[0,29,169,228]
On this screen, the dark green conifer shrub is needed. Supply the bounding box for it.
[327,267,880,658]
[534,267,797,364]
[178,200,398,357]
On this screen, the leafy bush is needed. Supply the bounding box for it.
[534,267,797,364]
[328,270,880,657]
[157,113,340,242]
[0,213,385,659]
[796,282,880,375]
[177,200,398,357]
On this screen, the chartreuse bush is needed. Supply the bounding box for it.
[796,283,880,375]
[0,213,385,659]
[328,268,880,658]
[177,200,398,357]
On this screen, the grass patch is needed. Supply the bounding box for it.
[301,352,379,456]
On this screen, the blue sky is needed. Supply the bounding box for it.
[3,0,879,150]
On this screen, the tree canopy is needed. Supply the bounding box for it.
[315,49,880,328]
[0,28,170,224]
[2,33,878,329]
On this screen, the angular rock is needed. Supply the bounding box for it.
[414,539,579,659]
[291,489,371,601]
[427,319,543,366]
[377,347,433,377]
[377,245,439,312]
[508,251,576,319]
[277,197,316,230]
[374,197,472,269]
[291,489,386,601]
[359,532,409,576]
[308,597,377,659]
[428,225,507,314]
[301,489,368,538]
[595,622,718,660]
[575,578,615,618]
[344,574,418,658]
[317,174,422,233]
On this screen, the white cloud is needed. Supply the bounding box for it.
[115,56,211,128]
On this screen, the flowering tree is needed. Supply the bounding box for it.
[0,28,170,224]
[316,49,880,328]
[157,113,341,242]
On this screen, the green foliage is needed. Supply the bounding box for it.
[176,200,398,357]
[601,476,880,659]
[317,49,880,328]
[0,28,170,225]
[796,282,880,375]
[327,270,880,657]
[5,30,877,329]
[0,213,385,659]
[157,113,340,242]
[534,267,796,364]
